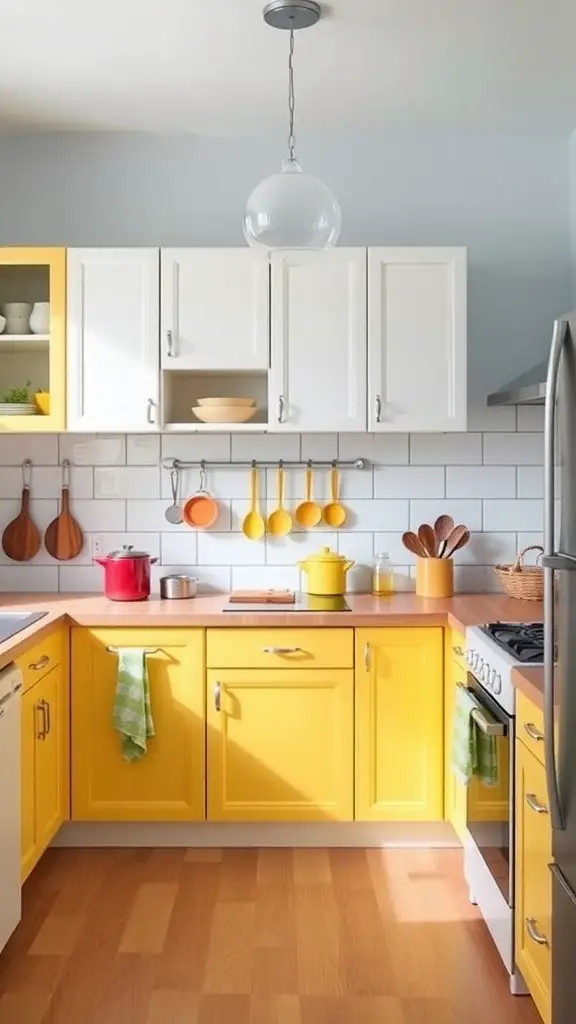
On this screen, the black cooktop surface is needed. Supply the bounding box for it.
[481,622,544,663]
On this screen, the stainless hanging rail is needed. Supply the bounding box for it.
[161,457,368,471]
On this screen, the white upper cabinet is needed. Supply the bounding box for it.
[160,249,270,371]
[368,247,467,432]
[67,249,160,432]
[269,250,367,432]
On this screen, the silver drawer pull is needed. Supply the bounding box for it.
[29,655,50,671]
[453,645,465,657]
[526,918,549,947]
[214,682,221,712]
[526,793,549,815]
[524,722,544,742]
[364,642,372,671]
[262,646,301,655]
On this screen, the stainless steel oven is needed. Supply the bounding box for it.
[464,672,514,907]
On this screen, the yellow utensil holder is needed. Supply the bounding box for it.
[416,557,454,598]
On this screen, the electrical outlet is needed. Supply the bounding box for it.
[91,536,104,558]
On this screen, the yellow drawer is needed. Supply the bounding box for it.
[17,627,63,694]
[517,689,545,766]
[206,628,354,669]
[515,740,551,1024]
[450,629,468,674]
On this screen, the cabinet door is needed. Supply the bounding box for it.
[368,247,467,431]
[35,664,68,855]
[67,248,160,431]
[71,628,205,821]
[356,628,444,821]
[444,632,468,841]
[161,248,269,370]
[207,669,353,822]
[0,247,66,432]
[270,250,367,431]
[515,739,552,1024]
[21,686,37,882]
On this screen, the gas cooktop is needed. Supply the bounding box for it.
[480,622,544,664]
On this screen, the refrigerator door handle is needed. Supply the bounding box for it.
[544,317,568,831]
[542,552,576,571]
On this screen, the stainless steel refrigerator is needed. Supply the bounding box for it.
[542,314,576,1023]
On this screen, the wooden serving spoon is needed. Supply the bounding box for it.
[44,460,84,560]
[402,531,428,559]
[418,523,437,558]
[443,525,470,559]
[434,514,455,557]
[2,459,40,562]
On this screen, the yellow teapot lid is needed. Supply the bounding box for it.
[306,546,348,563]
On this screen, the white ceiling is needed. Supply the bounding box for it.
[2,0,576,135]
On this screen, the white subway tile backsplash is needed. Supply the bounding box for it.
[270,466,372,502]
[72,500,126,532]
[410,433,481,465]
[300,434,338,462]
[339,433,408,465]
[410,500,482,532]
[517,406,545,432]
[466,405,516,432]
[454,565,500,593]
[151,564,230,595]
[232,566,299,591]
[231,434,299,463]
[161,532,198,566]
[0,566,58,592]
[517,533,544,555]
[453,532,517,566]
[161,433,231,463]
[517,466,543,499]
[483,500,543,532]
[266,532,336,566]
[374,466,445,499]
[0,435,58,466]
[342,500,409,532]
[58,565,103,592]
[483,432,543,465]
[127,435,161,465]
[59,434,125,466]
[0,466,93,501]
[95,466,160,500]
[90,533,160,560]
[337,532,374,593]
[446,466,516,499]
[164,467,265,503]
[198,532,266,566]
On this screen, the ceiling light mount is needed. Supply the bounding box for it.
[263,0,321,32]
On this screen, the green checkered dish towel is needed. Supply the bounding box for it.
[112,649,155,761]
[451,683,498,787]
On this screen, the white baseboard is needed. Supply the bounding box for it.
[52,821,461,849]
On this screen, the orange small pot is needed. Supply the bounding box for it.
[183,491,218,529]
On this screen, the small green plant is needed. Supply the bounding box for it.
[2,380,32,403]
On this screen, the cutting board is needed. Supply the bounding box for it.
[229,590,295,605]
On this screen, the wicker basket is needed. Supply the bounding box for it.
[494,545,544,602]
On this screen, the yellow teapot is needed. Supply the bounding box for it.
[298,546,355,596]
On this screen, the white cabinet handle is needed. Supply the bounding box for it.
[166,329,175,358]
[29,654,49,671]
[526,792,549,815]
[524,722,544,742]
[375,394,383,423]
[526,918,549,946]
[364,642,372,671]
[277,395,285,424]
[214,682,221,712]
[262,646,301,655]
[147,398,156,425]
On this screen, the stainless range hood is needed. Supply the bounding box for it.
[487,360,548,406]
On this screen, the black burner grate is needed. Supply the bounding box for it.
[481,622,544,663]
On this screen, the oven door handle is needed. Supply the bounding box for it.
[457,682,506,737]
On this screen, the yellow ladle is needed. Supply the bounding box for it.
[322,466,347,528]
[267,464,292,537]
[242,465,265,541]
[294,465,322,529]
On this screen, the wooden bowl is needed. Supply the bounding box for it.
[192,405,257,424]
[196,397,255,408]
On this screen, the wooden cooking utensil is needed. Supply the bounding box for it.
[443,525,470,559]
[295,464,322,528]
[242,465,266,541]
[322,466,347,528]
[418,523,436,558]
[44,460,84,560]
[401,531,428,558]
[267,464,293,537]
[2,459,41,562]
[434,514,455,557]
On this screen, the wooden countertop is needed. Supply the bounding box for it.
[0,591,543,670]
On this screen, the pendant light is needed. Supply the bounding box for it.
[243,0,341,250]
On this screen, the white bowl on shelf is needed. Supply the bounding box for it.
[196,397,256,408]
[0,404,38,416]
[192,404,257,424]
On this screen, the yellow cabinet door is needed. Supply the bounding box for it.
[515,739,552,1024]
[356,628,444,821]
[21,685,38,882]
[71,628,205,821]
[207,668,354,822]
[0,247,66,431]
[444,632,468,841]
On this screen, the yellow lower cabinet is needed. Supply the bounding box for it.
[207,668,354,822]
[356,627,444,821]
[515,738,552,1024]
[21,661,70,882]
[71,628,205,821]
[444,632,468,841]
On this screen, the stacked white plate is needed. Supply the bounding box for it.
[192,397,257,424]
[0,404,38,416]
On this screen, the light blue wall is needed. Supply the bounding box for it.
[0,130,570,402]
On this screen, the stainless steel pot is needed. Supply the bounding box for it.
[159,574,198,600]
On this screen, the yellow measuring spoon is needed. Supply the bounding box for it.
[242,465,265,541]
[295,464,322,528]
[267,464,292,537]
[322,466,347,528]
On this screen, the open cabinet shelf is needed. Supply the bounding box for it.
[162,369,269,432]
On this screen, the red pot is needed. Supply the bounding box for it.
[94,545,158,602]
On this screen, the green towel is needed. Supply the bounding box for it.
[112,649,155,761]
[451,684,498,787]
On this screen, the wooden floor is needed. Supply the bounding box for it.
[0,847,540,1023]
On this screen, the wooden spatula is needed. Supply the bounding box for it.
[2,459,40,562]
[44,460,84,561]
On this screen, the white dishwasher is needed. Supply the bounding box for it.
[0,662,22,952]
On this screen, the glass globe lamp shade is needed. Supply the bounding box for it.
[244,158,341,249]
